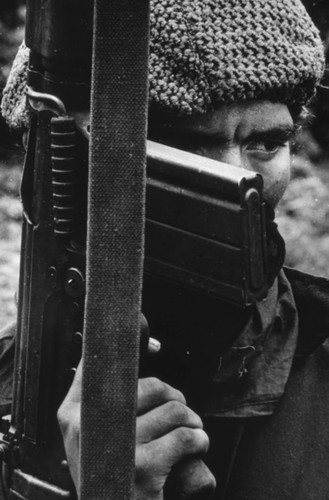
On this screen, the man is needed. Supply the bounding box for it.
[1,0,328,499]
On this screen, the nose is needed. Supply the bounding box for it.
[216,146,253,173]
[220,148,241,168]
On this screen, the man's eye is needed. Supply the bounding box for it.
[246,140,288,157]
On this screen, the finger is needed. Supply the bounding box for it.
[148,337,161,355]
[136,401,203,444]
[57,362,82,435]
[165,458,216,500]
[136,427,209,480]
[64,360,83,405]
[137,377,186,415]
[57,363,82,493]
[140,312,160,356]
[57,404,81,493]
[57,360,82,432]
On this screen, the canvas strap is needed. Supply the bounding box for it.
[80,0,150,498]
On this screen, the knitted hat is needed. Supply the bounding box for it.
[148,0,325,116]
[1,41,29,130]
[1,0,325,128]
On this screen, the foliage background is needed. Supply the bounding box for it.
[0,1,328,328]
[0,1,25,328]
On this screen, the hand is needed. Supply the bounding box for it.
[135,377,212,500]
[57,317,156,494]
[57,362,82,493]
[57,355,214,499]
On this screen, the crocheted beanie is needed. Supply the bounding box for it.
[1,0,325,128]
[1,41,29,130]
[148,0,325,116]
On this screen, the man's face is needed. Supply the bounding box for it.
[150,101,295,208]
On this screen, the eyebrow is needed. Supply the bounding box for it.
[149,123,298,147]
[244,125,298,143]
[187,124,297,141]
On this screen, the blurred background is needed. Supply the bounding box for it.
[0,1,328,328]
[0,0,25,328]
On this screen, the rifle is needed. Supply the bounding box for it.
[0,0,268,498]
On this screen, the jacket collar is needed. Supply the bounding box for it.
[199,270,299,418]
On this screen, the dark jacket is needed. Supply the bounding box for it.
[1,267,329,499]
[205,267,329,499]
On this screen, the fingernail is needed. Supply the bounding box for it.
[148,337,161,353]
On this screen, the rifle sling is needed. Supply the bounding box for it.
[80,0,149,498]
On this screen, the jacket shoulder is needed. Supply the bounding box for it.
[284,267,329,357]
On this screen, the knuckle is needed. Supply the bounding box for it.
[157,380,185,404]
[57,403,80,439]
[149,377,167,396]
[135,444,161,478]
[166,401,190,425]
[57,405,68,431]
[178,427,196,448]
[177,428,210,454]
[139,377,162,398]
[135,446,166,497]
[139,377,185,403]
